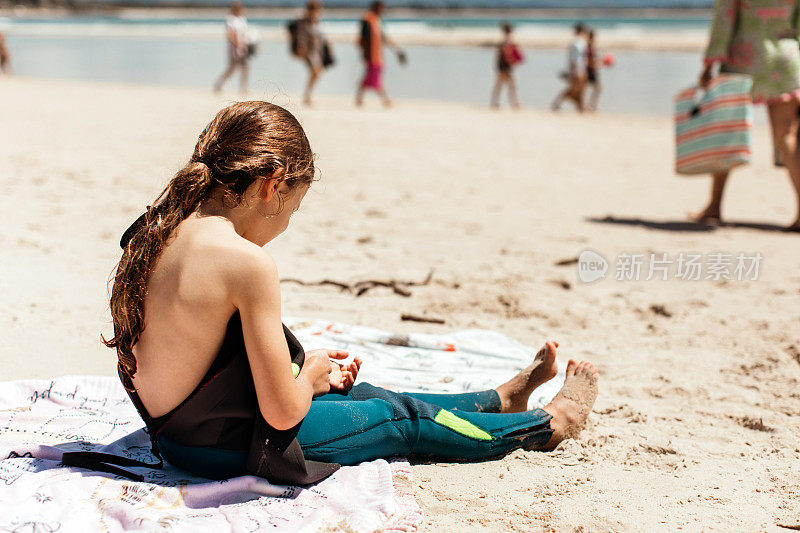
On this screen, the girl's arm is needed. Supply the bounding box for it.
[229,247,331,431]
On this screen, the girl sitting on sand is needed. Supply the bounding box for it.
[99,102,598,484]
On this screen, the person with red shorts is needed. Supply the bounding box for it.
[355,1,405,107]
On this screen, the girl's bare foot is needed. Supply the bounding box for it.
[540,359,599,450]
[496,341,559,413]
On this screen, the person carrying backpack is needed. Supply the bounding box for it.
[490,22,524,109]
[288,0,334,106]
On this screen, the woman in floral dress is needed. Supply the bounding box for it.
[692,0,800,231]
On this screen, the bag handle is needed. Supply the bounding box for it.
[689,85,708,118]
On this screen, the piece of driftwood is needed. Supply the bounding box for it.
[280,279,351,291]
[281,270,434,298]
[555,257,579,266]
[400,314,445,324]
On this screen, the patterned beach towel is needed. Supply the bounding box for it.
[0,320,563,532]
[674,74,753,175]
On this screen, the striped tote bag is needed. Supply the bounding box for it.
[674,74,753,175]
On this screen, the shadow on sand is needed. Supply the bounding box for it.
[586,215,791,233]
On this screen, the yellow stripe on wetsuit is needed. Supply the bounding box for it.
[433,409,493,441]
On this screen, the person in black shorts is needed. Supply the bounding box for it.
[586,29,601,111]
[491,22,524,109]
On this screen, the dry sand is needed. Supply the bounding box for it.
[1,76,799,531]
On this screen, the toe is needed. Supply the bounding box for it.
[566,359,578,375]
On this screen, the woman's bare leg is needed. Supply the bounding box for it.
[304,66,322,105]
[767,100,800,230]
[490,76,502,108]
[355,86,365,107]
[378,88,392,108]
[355,66,367,106]
[589,81,601,111]
[551,86,568,111]
[572,76,586,112]
[239,62,249,95]
[563,77,584,112]
[507,74,520,109]
[213,61,236,93]
[491,72,508,108]
[690,170,730,222]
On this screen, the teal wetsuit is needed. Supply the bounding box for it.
[159,384,552,480]
[153,315,553,481]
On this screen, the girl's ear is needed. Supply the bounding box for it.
[258,168,287,203]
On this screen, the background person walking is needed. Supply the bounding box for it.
[551,23,588,113]
[288,0,332,106]
[490,22,524,109]
[355,1,406,107]
[0,31,10,75]
[213,2,250,95]
[585,29,602,111]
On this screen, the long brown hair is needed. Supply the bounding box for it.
[106,101,315,378]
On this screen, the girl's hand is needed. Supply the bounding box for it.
[300,352,334,396]
[307,350,363,393]
[331,357,361,392]
[332,356,362,392]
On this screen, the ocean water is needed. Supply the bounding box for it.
[2,34,706,116]
[0,15,722,116]
[1,14,713,34]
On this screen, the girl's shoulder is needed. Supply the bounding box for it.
[173,217,279,297]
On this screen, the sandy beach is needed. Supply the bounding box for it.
[1,76,799,530]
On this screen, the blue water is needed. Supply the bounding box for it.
[3,32,705,116]
[0,11,723,115]
[3,15,712,30]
